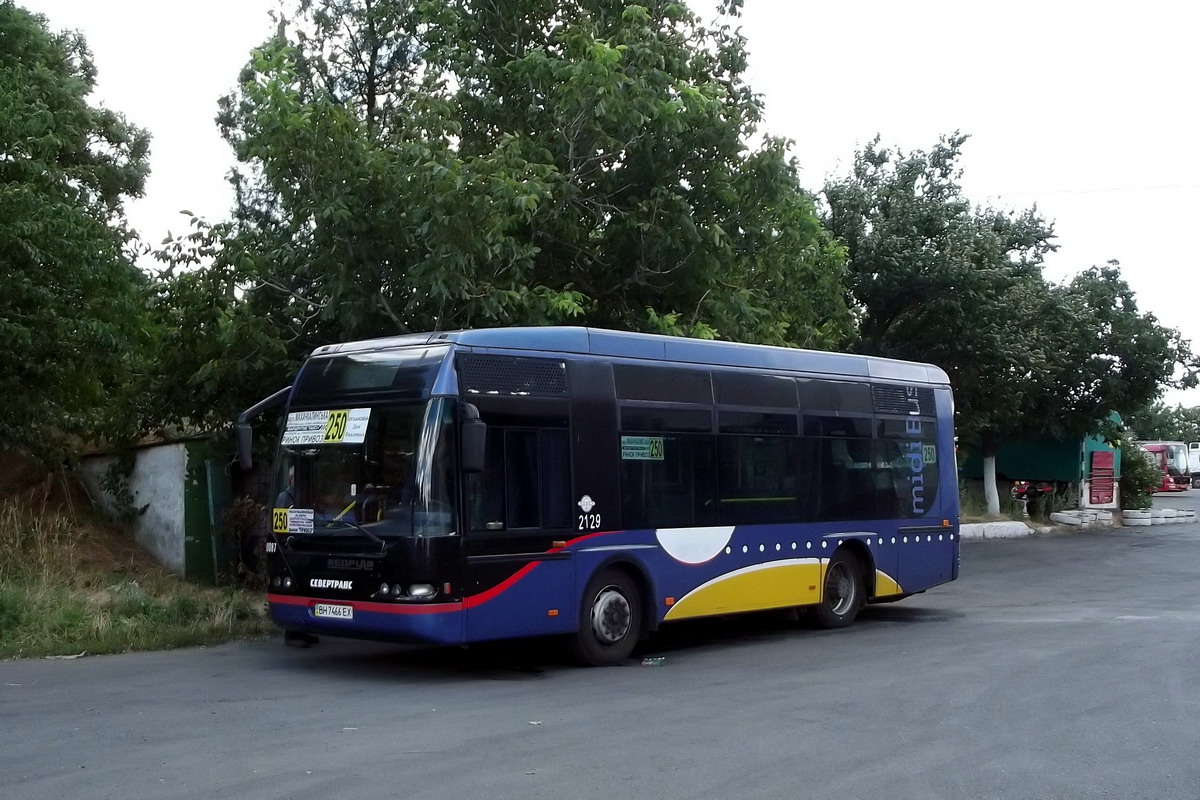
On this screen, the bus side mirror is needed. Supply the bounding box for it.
[236,422,254,470]
[234,385,291,470]
[461,404,486,474]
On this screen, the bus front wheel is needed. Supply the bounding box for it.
[814,552,865,629]
[570,569,642,666]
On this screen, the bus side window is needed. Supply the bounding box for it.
[873,439,902,517]
[539,429,571,528]
[716,436,798,525]
[505,431,540,528]
[800,414,873,521]
[620,434,717,529]
[469,427,571,531]
[470,428,507,530]
[817,436,875,521]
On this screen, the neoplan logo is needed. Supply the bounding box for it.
[327,558,374,571]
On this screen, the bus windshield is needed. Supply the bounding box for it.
[1166,444,1188,473]
[272,398,458,538]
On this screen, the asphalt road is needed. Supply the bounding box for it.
[4,501,1200,800]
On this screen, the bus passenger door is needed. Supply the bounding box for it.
[461,412,578,642]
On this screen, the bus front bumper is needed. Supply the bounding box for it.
[268,594,466,645]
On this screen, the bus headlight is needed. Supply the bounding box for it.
[408,584,435,599]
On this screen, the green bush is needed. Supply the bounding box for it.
[108,581,155,618]
[1026,483,1077,521]
[959,480,1024,520]
[0,585,26,633]
[1119,437,1162,510]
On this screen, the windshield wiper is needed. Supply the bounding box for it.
[318,517,387,553]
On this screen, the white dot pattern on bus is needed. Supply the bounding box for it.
[714,533,959,559]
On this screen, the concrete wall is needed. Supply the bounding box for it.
[79,444,188,573]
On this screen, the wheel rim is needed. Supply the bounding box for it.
[590,586,632,645]
[825,562,857,616]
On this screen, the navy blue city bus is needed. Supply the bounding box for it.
[237,327,959,665]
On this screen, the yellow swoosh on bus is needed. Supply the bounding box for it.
[665,560,905,620]
[873,571,904,597]
[665,559,824,620]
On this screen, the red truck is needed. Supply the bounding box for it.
[1139,441,1190,492]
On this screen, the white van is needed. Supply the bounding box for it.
[1190,442,1200,487]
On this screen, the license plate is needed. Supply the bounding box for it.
[314,603,354,619]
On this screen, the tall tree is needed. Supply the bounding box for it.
[151,0,851,430]
[1015,263,1194,444]
[824,135,1194,512]
[1123,402,1200,445]
[823,133,1057,512]
[0,2,151,460]
[437,0,849,344]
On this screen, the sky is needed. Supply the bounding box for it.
[21,0,1200,404]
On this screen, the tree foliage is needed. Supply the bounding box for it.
[1015,263,1195,443]
[1127,402,1200,443]
[145,219,294,433]
[0,2,151,459]
[823,133,1057,454]
[151,0,851,428]
[823,134,1195,463]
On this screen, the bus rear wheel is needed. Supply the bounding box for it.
[569,569,642,666]
[814,552,864,629]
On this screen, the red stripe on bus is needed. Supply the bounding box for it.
[463,530,620,607]
[463,562,539,609]
[549,529,615,552]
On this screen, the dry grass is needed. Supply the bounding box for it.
[0,483,273,659]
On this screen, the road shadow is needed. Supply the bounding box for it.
[265,634,571,683]
[265,600,962,681]
[638,602,960,658]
